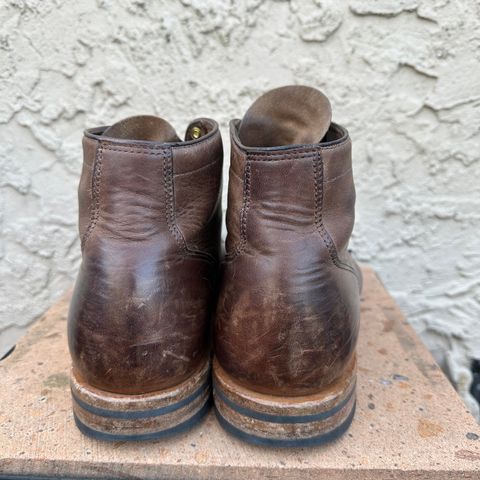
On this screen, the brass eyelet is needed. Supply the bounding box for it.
[191,126,202,139]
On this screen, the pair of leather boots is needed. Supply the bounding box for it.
[68,85,362,447]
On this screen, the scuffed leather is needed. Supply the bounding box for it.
[68,118,222,395]
[215,110,361,397]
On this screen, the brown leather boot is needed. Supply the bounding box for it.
[213,86,362,447]
[68,115,223,441]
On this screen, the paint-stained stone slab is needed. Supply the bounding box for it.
[0,266,479,479]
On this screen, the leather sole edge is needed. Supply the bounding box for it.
[214,401,356,448]
[70,358,211,440]
[73,398,211,442]
[212,356,357,446]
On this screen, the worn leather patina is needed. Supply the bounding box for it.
[68,115,223,395]
[215,86,362,397]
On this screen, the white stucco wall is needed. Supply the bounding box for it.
[0,0,479,418]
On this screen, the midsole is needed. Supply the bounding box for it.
[213,378,356,424]
[214,400,356,447]
[71,380,209,419]
[74,398,211,442]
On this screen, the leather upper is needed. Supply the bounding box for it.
[68,117,223,395]
[215,94,362,396]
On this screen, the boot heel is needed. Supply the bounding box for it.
[71,359,211,441]
[213,356,356,447]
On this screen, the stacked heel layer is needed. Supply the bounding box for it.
[71,358,211,441]
[213,356,356,447]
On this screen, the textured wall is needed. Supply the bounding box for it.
[0,0,479,418]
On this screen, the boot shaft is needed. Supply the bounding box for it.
[226,120,356,267]
[79,118,223,259]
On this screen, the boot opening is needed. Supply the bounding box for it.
[321,123,346,143]
[101,115,216,144]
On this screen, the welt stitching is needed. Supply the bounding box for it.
[163,149,187,253]
[246,152,316,162]
[241,138,349,159]
[102,146,165,155]
[240,161,252,251]
[225,160,251,260]
[246,156,316,163]
[248,151,315,157]
[102,143,165,150]
[318,142,349,151]
[314,151,358,277]
[81,143,103,248]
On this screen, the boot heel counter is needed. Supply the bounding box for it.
[69,239,214,394]
[215,253,360,396]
